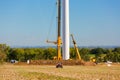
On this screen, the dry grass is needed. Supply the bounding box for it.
[0,63,120,80]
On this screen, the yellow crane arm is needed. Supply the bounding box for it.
[71,34,81,60]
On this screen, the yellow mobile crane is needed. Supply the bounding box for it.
[71,34,81,60]
[46,0,62,60]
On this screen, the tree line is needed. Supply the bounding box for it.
[0,44,120,63]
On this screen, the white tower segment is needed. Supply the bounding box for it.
[62,0,70,60]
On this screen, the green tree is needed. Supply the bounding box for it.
[70,48,76,59]
[0,44,10,61]
[43,48,56,60]
[105,52,120,62]
[24,48,35,60]
[8,48,18,60]
[34,48,44,60]
[113,48,120,53]
[104,48,120,62]
[91,48,106,62]
[0,50,6,63]
[80,48,90,61]
[15,48,25,61]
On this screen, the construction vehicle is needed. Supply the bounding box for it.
[71,34,81,60]
[56,62,63,68]
[46,0,62,60]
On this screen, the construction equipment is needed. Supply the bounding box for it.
[71,34,81,60]
[46,0,62,60]
[56,62,63,68]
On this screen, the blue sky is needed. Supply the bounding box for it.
[0,0,120,47]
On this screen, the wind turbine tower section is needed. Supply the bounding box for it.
[62,0,70,60]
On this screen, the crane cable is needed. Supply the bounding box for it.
[46,3,56,41]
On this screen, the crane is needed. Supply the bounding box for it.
[71,34,81,60]
[46,0,62,60]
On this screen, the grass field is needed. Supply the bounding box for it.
[0,63,120,80]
